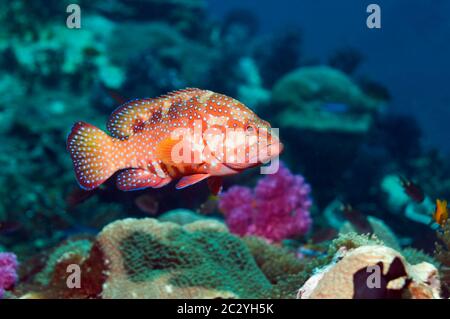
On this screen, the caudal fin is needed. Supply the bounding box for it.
[67,122,118,190]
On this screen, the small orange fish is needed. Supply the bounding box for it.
[67,88,282,194]
[432,199,448,227]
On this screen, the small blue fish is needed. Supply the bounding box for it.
[320,102,349,114]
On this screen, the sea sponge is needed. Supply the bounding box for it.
[95,218,272,298]
[298,245,441,299]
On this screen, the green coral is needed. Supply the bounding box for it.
[338,217,439,266]
[328,232,384,255]
[100,218,272,298]
[243,236,329,299]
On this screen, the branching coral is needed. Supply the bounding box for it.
[219,163,312,242]
[0,252,18,298]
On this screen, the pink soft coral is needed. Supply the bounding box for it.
[219,163,312,242]
[0,252,18,298]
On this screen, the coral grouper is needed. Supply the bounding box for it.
[67,88,282,193]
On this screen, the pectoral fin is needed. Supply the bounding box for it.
[176,174,210,189]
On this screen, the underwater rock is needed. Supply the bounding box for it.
[272,66,383,133]
[219,163,312,242]
[297,245,441,299]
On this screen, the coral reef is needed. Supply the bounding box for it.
[0,252,18,298]
[12,218,271,298]
[298,245,441,299]
[10,217,327,299]
[340,216,402,251]
[272,66,383,133]
[0,0,448,301]
[219,163,312,242]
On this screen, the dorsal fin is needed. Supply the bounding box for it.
[107,98,157,139]
[158,87,204,100]
[106,88,205,139]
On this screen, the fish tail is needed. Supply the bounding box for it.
[67,121,119,190]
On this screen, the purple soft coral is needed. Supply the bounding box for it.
[0,252,19,298]
[219,163,312,242]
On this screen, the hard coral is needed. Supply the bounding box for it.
[435,223,450,297]
[272,66,382,133]
[244,236,327,299]
[0,252,18,298]
[95,218,271,298]
[298,245,441,299]
[219,163,312,242]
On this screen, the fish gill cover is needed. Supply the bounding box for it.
[0,0,449,300]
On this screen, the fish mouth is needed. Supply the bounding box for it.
[256,141,284,164]
[224,141,284,171]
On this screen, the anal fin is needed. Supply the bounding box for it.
[176,174,210,190]
[116,168,172,191]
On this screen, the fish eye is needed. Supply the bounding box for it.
[245,124,256,133]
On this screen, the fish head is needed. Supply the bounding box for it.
[202,95,283,174]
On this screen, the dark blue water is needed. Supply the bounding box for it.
[210,0,450,153]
